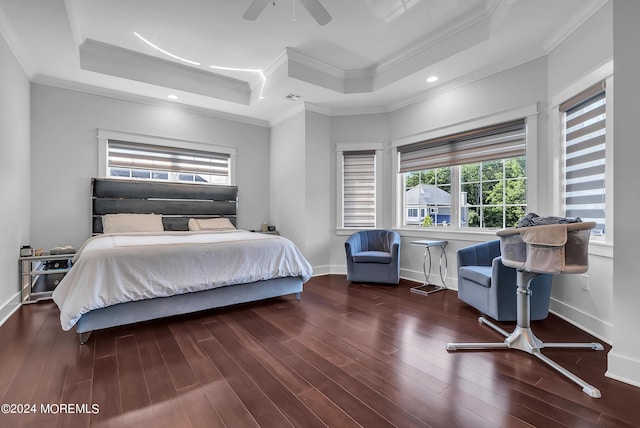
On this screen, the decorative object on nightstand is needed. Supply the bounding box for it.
[50,245,76,255]
[19,247,76,304]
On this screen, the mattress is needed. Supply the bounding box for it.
[52,230,313,330]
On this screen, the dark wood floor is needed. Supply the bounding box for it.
[1,275,639,427]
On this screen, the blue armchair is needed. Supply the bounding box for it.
[457,240,552,321]
[345,230,401,285]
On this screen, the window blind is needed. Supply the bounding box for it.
[108,140,230,177]
[561,81,606,231]
[398,119,526,173]
[343,151,376,228]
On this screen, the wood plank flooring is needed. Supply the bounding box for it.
[1,275,639,427]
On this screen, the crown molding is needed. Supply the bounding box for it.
[328,105,389,117]
[286,47,346,79]
[32,74,269,128]
[376,0,500,75]
[542,0,608,54]
[303,102,332,116]
[269,102,306,127]
[263,49,289,78]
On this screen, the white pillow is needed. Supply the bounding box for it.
[102,214,164,233]
[188,217,236,231]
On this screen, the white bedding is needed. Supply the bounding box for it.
[52,230,313,330]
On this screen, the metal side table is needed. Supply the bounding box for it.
[410,240,448,295]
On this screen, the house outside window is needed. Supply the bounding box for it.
[404,168,451,226]
[399,119,527,229]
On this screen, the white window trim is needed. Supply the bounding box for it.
[549,61,613,248]
[97,129,237,185]
[336,141,383,230]
[392,104,539,232]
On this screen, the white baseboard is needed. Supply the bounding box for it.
[548,298,613,344]
[606,351,640,388]
[0,292,21,327]
[330,265,346,276]
[311,265,332,276]
[326,265,459,289]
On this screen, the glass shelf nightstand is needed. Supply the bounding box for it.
[19,253,74,304]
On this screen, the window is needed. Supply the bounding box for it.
[342,151,376,228]
[399,119,527,229]
[460,158,527,228]
[107,140,231,185]
[560,81,606,235]
[404,167,451,226]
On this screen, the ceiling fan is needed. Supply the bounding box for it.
[243,0,332,26]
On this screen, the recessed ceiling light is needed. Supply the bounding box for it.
[426,76,438,83]
[167,94,178,100]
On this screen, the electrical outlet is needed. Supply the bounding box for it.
[580,274,590,292]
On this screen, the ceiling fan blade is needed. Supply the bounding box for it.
[299,0,332,25]
[243,0,271,21]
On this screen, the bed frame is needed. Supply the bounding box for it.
[74,178,303,344]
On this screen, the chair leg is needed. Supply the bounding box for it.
[446,270,604,398]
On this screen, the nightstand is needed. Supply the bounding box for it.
[19,253,74,304]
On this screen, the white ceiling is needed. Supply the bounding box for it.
[0,0,607,126]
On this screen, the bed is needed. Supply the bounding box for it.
[52,178,312,344]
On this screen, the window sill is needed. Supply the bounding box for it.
[588,240,613,259]
[336,227,500,243]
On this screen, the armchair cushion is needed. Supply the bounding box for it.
[352,251,392,264]
[459,265,492,288]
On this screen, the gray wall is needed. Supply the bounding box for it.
[269,110,332,272]
[304,111,331,273]
[546,1,614,346]
[270,111,306,250]
[329,113,390,272]
[30,85,271,250]
[0,30,31,320]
